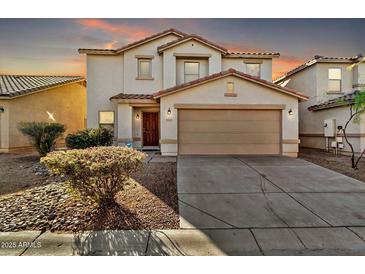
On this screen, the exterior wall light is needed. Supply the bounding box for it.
[0,106,4,113]
[288,108,293,116]
[136,113,140,120]
[167,108,172,116]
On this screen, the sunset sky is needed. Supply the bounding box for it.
[0,18,364,79]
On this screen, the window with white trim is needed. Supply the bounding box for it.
[99,111,114,129]
[138,59,152,78]
[184,62,200,83]
[328,68,342,93]
[246,63,261,78]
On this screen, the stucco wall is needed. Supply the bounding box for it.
[353,63,365,87]
[316,63,353,102]
[222,58,273,82]
[160,75,299,156]
[0,83,86,151]
[162,40,222,89]
[123,34,179,93]
[86,55,123,131]
[282,63,364,153]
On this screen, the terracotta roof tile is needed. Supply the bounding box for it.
[0,75,85,98]
[308,90,362,111]
[79,28,187,55]
[157,34,228,54]
[153,68,308,101]
[110,93,154,100]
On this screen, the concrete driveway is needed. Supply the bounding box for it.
[177,155,365,255]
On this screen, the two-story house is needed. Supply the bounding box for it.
[79,28,308,157]
[275,55,365,153]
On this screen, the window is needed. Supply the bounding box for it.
[99,111,114,129]
[184,62,200,83]
[328,68,342,93]
[246,63,261,78]
[227,82,235,93]
[138,59,152,78]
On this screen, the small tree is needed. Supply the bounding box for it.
[18,122,65,156]
[41,146,146,206]
[342,90,365,169]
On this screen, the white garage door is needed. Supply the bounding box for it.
[178,109,281,155]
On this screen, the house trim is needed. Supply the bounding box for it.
[174,104,286,110]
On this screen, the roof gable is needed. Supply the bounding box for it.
[157,34,228,54]
[79,28,187,55]
[154,68,308,101]
[274,54,363,83]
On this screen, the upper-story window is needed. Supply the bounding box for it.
[184,62,200,83]
[328,68,342,93]
[137,58,152,79]
[246,63,261,78]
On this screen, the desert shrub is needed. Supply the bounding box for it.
[18,122,65,156]
[65,128,113,149]
[41,146,146,205]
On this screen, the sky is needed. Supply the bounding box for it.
[0,18,364,79]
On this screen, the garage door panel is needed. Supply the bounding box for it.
[179,132,281,144]
[178,109,281,155]
[179,144,280,155]
[179,109,280,121]
[179,121,280,133]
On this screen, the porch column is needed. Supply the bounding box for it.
[117,103,133,146]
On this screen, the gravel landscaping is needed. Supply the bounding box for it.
[299,148,365,183]
[0,153,178,232]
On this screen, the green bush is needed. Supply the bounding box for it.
[18,122,65,156]
[41,146,146,205]
[65,128,114,149]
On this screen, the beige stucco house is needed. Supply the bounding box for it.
[79,28,308,157]
[275,55,365,153]
[0,75,86,153]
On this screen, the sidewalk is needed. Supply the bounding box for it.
[2,227,365,256]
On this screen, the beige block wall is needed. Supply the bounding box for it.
[222,58,273,82]
[0,82,86,151]
[160,75,299,156]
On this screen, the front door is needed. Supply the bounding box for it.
[143,112,159,146]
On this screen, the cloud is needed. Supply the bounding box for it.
[74,19,152,43]
[104,40,118,49]
[272,56,305,80]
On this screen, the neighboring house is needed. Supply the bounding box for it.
[275,55,365,153]
[0,75,86,153]
[79,28,308,157]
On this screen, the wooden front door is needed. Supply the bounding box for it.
[143,112,159,146]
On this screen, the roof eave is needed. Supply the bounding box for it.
[154,70,308,101]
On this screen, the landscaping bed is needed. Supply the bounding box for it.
[0,153,178,232]
[299,148,365,183]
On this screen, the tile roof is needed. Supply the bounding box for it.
[226,52,280,57]
[110,93,154,100]
[157,34,228,54]
[0,75,85,98]
[79,28,187,55]
[274,54,363,83]
[153,68,308,101]
[308,90,362,111]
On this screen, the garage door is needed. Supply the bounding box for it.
[178,109,281,155]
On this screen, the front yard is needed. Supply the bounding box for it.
[299,148,365,183]
[0,153,179,232]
